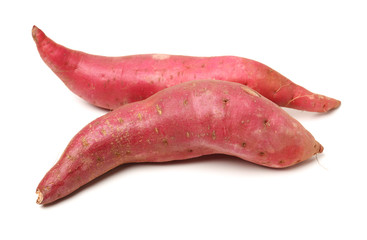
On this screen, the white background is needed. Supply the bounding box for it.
[1,0,366,239]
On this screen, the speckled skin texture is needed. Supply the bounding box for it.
[36,80,323,205]
[32,26,340,112]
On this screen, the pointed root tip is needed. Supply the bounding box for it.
[333,99,342,110]
[36,189,43,205]
[32,25,38,38]
[32,25,43,44]
[324,99,341,112]
[317,141,324,154]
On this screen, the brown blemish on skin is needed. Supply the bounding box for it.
[223,98,229,105]
[137,113,142,121]
[188,149,193,153]
[105,120,112,128]
[183,99,188,105]
[118,118,124,124]
[278,160,285,164]
[156,104,162,115]
[155,127,159,133]
[113,150,121,157]
[259,151,265,156]
[186,132,190,138]
[162,138,168,145]
[242,142,246,147]
[101,129,107,136]
[82,138,89,147]
[263,119,270,127]
[212,131,216,140]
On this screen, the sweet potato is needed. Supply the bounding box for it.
[32,26,340,112]
[36,80,323,205]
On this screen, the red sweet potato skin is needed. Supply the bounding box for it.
[36,80,323,205]
[32,26,340,112]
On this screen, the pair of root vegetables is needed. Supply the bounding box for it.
[33,26,339,205]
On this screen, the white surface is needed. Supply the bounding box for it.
[1,0,366,239]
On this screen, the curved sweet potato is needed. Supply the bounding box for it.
[36,80,323,205]
[32,26,340,112]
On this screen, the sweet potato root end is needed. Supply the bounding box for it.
[36,189,43,205]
